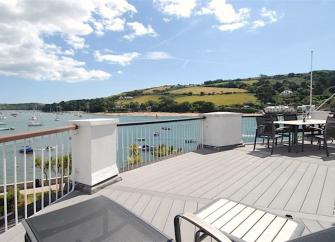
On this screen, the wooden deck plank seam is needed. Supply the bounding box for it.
[169,152,252,194]
[248,160,294,206]
[218,156,283,199]
[212,157,280,198]
[161,153,240,193]
[282,163,313,210]
[298,165,320,213]
[264,161,303,208]
[186,154,259,196]
[197,156,265,198]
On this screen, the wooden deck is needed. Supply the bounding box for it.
[2,144,335,241]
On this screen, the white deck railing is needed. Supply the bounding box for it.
[116,117,205,172]
[0,125,76,232]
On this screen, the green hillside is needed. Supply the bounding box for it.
[3,70,335,114]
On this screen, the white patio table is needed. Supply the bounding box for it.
[274,119,326,152]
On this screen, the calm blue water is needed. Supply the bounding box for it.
[0,111,257,184]
[0,111,187,184]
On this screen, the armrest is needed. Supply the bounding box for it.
[174,213,232,242]
[308,127,324,132]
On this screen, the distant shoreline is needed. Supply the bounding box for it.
[97,112,201,117]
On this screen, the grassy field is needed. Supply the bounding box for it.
[142,85,172,94]
[118,95,160,104]
[175,93,258,105]
[168,86,247,95]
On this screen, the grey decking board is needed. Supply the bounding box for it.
[269,162,310,210]
[145,152,227,192]
[194,155,263,198]
[120,152,199,187]
[181,200,198,242]
[255,161,301,208]
[163,199,185,237]
[285,163,319,212]
[171,151,252,195]
[155,154,229,193]
[187,154,256,197]
[141,196,162,222]
[302,219,324,233]
[318,166,335,216]
[219,156,280,199]
[151,197,174,232]
[139,153,216,191]
[3,145,335,242]
[240,159,292,205]
[132,194,152,216]
[300,165,328,214]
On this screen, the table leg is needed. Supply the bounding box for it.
[295,126,299,153]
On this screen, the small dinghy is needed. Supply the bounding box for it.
[28,121,42,126]
[0,127,14,131]
[19,146,33,154]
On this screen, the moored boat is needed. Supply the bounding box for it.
[28,121,43,126]
[19,146,33,154]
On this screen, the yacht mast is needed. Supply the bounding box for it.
[309,50,313,106]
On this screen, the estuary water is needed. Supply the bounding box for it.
[0,111,183,184]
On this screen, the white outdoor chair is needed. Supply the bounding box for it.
[174,198,304,242]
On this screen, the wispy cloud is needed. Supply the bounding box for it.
[153,0,197,18]
[94,50,140,66]
[124,22,158,40]
[144,51,173,60]
[94,50,173,65]
[198,0,251,32]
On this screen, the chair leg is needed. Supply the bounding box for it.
[288,133,291,152]
[302,131,304,152]
[324,138,329,157]
[253,135,257,150]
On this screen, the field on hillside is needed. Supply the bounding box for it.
[117,95,160,104]
[175,93,258,105]
[168,86,246,95]
[142,86,172,94]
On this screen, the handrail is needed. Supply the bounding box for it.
[0,124,77,143]
[117,116,205,127]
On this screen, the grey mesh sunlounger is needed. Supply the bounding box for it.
[23,196,172,242]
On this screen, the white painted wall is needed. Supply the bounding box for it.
[310,111,330,120]
[202,112,242,147]
[70,119,119,187]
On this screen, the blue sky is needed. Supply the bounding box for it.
[0,0,334,103]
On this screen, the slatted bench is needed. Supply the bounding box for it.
[174,198,305,242]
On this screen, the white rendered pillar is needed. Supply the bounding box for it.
[202,112,243,149]
[70,118,119,193]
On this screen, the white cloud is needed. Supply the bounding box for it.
[196,1,280,32]
[198,0,250,24]
[218,21,248,32]
[250,20,266,29]
[261,7,279,23]
[95,50,140,66]
[94,50,172,65]
[124,22,158,40]
[144,51,173,60]
[154,0,197,18]
[251,8,279,30]
[117,70,123,74]
[0,0,142,82]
